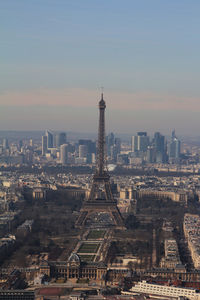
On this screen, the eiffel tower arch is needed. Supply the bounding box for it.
[75,94,125,229]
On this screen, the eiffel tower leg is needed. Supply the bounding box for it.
[75,210,88,227]
[75,205,125,229]
[111,208,124,227]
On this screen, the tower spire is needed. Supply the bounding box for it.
[97,93,106,176]
[100,86,104,100]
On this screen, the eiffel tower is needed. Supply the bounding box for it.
[76,93,124,229]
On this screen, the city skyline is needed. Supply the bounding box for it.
[1,2,200,294]
[1,0,200,134]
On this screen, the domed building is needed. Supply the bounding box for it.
[40,253,107,283]
[67,253,81,267]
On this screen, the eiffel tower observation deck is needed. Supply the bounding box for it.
[76,94,125,229]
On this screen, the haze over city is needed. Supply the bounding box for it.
[1,0,200,134]
[3,2,200,299]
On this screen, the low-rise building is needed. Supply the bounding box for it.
[127,280,200,299]
[137,189,188,205]
[160,239,182,269]
[32,188,46,200]
[184,214,200,269]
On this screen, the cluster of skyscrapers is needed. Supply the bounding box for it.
[131,130,181,163]
[0,129,181,167]
[42,130,97,165]
[60,139,96,165]
[0,137,34,165]
[42,130,67,156]
[106,132,121,162]
[41,129,181,166]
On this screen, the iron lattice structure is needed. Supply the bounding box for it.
[97,95,106,176]
[76,94,124,229]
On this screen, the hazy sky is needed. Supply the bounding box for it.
[1,0,200,135]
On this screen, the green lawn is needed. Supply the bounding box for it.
[78,255,95,263]
[87,230,106,239]
[78,243,100,253]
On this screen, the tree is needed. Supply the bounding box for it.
[125,214,140,229]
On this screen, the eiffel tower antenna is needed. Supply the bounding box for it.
[76,93,124,229]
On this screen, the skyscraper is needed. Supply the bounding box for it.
[42,135,47,156]
[132,132,149,152]
[146,146,156,163]
[78,139,96,154]
[131,135,138,152]
[154,132,165,153]
[138,135,149,152]
[60,144,68,164]
[106,134,121,162]
[115,137,121,153]
[79,144,88,158]
[2,138,9,150]
[153,132,167,163]
[45,130,54,149]
[106,132,115,156]
[55,132,66,148]
[169,130,181,161]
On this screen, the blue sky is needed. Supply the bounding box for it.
[1,0,200,135]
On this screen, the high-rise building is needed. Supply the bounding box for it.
[132,132,149,152]
[146,146,156,163]
[55,132,66,148]
[110,144,118,161]
[79,144,88,158]
[115,137,121,153]
[106,132,115,156]
[78,139,96,154]
[60,144,68,164]
[2,138,9,150]
[45,130,54,149]
[154,132,165,153]
[106,134,121,161]
[131,136,138,152]
[137,132,147,137]
[169,130,181,161]
[138,135,149,152]
[152,132,167,163]
[42,135,47,156]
